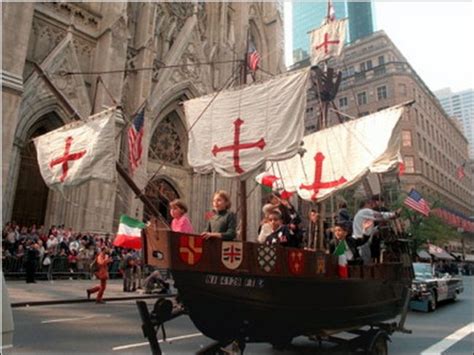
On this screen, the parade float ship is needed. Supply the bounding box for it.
[138,11,414,354]
[28,3,415,353]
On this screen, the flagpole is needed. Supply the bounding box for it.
[238,28,251,242]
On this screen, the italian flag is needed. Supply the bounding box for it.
[255,172,279,193]
[113,215,146,250]
[333,240,351,278]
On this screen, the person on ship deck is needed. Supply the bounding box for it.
[202,190,236,241]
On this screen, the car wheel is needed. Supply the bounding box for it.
[428,291,437,312]
[452,291,458,301]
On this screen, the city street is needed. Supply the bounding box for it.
[6,277,473,355]
[2,2,473,355]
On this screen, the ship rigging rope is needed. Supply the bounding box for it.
[310,66,384,163]
[56,59,244,76]
[94,62,240,202]
[143,64,241,190]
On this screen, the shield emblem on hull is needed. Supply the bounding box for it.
[288,250,305,275]
[179,236,203,266]
[316,255,326,274]
[257,245,277,272]
[221,241,243,270]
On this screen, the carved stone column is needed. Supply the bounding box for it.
[73,3,129,233]
[2,3,35,222]
[121,3,157,222]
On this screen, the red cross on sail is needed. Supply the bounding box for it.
[184,69,310,177]
[315,33,340,54]
[310,18,347,65]
[300,152,347,201]
[34,108,117,190]
[271,105,406,202]
[212,119,265,174]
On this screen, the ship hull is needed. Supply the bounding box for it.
[174,270,407,343]
[167,235,413,343]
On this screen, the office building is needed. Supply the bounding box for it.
[346,2,375,43]
[291,1,375,63]
[435,88,474,159]
[294,30,472,219]
[335,31,472,217]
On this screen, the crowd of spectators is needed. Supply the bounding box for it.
[2,222,132,278]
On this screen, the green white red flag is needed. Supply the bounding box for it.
[333,240,352,278]
[113,215,146,250]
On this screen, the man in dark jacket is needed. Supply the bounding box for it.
[25,241,39,283]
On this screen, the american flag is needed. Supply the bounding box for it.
[456,161,466,180]
[128,109,145,175]
[404,189,430,216]
[247,44,261,72]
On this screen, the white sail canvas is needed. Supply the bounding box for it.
[273,105,405,201]
[184,69,310,178]
[310,18,347,65]
[34,107,117,191]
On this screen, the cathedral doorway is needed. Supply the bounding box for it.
[144,178,180,224]
[11,112,64,227]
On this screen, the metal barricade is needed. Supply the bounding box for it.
[2,256,25,276]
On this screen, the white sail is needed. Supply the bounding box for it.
[184,69,310,178]
[310,18,347,65]
[272,105,405,202]
[34,107,117,191]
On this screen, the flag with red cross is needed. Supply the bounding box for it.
[309,18,347,65]
[183,69,310,177]
[33,107,117,191]
[273,105,406,202]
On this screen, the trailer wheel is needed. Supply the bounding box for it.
[271,337,293,350]
[367,331,388,355]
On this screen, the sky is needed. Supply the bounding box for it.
[284,1,474,93]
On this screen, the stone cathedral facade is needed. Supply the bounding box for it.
[2,2,285,238]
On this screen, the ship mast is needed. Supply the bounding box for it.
[238,29,251,242]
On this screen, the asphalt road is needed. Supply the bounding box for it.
[6,277,473,355]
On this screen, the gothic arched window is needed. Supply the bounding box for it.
[149,111,185,166]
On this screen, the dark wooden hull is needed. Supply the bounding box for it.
[168,234,412,343]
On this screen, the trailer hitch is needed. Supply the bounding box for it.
[136,298,186,355]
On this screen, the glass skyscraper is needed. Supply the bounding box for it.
[291,1,374,63]
[347,2,374,43]
[435,88,474,158]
